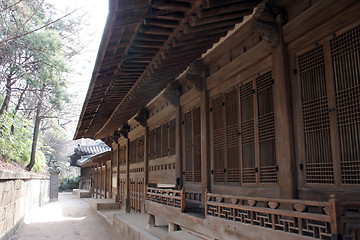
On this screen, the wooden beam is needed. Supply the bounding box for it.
[133,40,164,48]
[171,32,223,48]
[144,18,179,28]
[176,25,233,41]
[152,0,191,12]
[202,0,245,9]
[136,33,168,42]
[149,11,184,21]
[140,26,173,35]
[189,9,253,26]
[182,17,243,34]
[197,2,257,18]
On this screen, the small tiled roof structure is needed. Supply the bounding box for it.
[70,141,111,167]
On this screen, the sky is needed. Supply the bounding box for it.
[46,0,109,136]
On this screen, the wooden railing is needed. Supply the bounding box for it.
[147,187,185,212]
[342,202,360,240]
[205,191,360,240]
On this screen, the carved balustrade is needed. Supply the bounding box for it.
[147,187,185,212]
[206,192,360,240]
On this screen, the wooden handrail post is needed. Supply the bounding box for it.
[329,194,342,240]
[180,188,185,212]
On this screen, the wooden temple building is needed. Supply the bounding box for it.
[74,0,360,239]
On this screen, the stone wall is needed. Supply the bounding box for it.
[0,169,49,240]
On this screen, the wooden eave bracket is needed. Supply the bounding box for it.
[252,0,287,47]
[163,80,183,106]
[107,130,121,143]
[118,122,130,139]
[185,59,209,91]
[103,137,113,147]
[134,107,149,127]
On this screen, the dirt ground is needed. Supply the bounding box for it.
[10,193,123,240]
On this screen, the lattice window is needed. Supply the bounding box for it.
[295,24,360,187]
[162,123,169,158]
[148,129,155,160]
[169,119,176,155]
[330,25,360,185]
[298,45,334,184]
[183,107,201,183]
[155,127,161,159]
[119,145,126,166]
[193,107,201,182]
[137,136,144,163]
[184,111,193,182]
[129,139,137,164]
[226,89,240,183]
[240,82,256,184]
[257,72,277,183]
[212,96,225,183]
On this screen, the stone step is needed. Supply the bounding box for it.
[166,231,205,240]
[77,189,91,198]
[90,199,121,210]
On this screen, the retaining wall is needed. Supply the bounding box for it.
[0,169,49,240]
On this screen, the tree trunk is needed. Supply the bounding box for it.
[13,84,29,116]
[0,74,12,115]
[25,85,45,171]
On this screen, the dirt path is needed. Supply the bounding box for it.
[10,193,122,240]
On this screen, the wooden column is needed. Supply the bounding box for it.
[116,143,120,202]
[272,18,296,199]
[135,108,149,212]
[125,138,130,212]
[144,127,149,210]
[175,104,183,189]
[110,148,113,199]
[187,59,210,200]
[98,163,103,199]
[93,166,96,198]
[201,83,211,196]
[103,162,106,199]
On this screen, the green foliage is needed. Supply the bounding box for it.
[59,175,80,191]
[0,107,46,172]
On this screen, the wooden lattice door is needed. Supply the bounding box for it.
[296,24,360,187]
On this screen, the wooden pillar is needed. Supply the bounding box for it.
[201,80,211,197]
[144,127,149,211]
[175,104,183,189]
[187,59,210,201]
[116,143,120,202]
[110,147,113,199]
[102,163,106,199]
[272,18,296,199]
[125,138,130,212]
[97,163,100,198]
[91,166,96,198]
